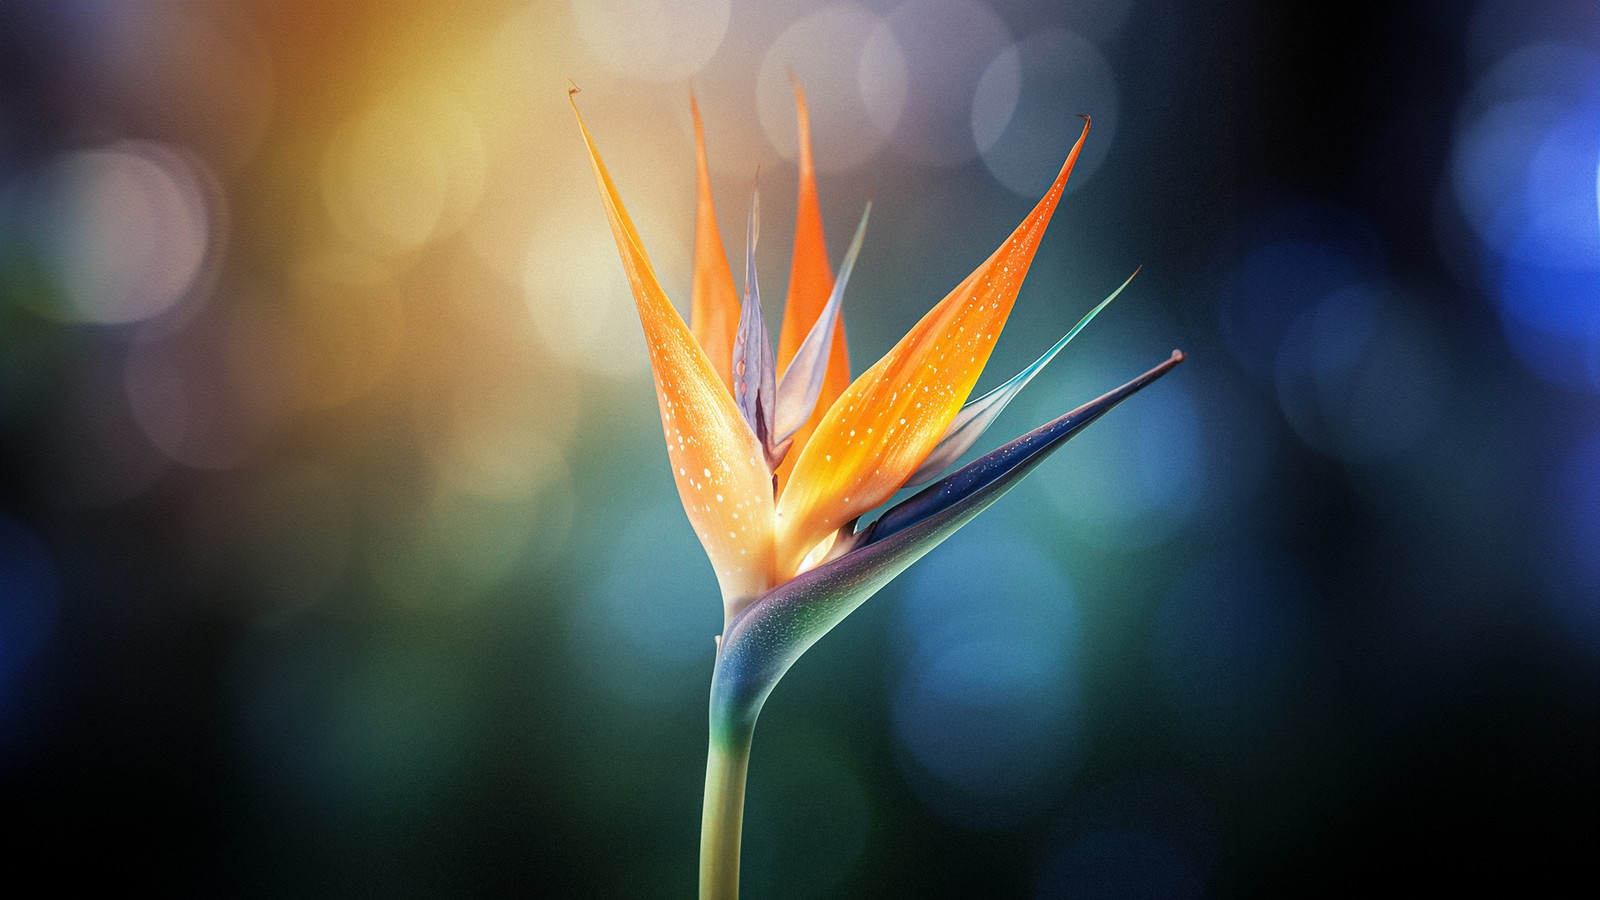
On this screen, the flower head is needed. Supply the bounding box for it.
[571,85,1182,712]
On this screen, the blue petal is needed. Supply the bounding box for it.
[732,185,778,460]
[903,267,1140,488]
[774,201,872,443]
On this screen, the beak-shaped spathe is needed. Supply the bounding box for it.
[713,351,1186,723]
[572,92,777,614]
[773,116,1093,578]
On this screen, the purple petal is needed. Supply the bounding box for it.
[732,185,778,461]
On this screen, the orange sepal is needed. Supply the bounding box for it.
[572,92,776,611]
[775,80,852,490]
[689,94,742,393]
[773,117,1092,577]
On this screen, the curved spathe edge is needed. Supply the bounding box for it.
[708,350,1185,737]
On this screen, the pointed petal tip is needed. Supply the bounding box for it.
[793,76,817,176]
[744,178,763,258]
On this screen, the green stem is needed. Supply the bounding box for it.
[698,718,753,900]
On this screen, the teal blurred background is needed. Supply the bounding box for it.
[1,1,1596,896]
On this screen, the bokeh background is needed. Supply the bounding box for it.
[1,0,1596,896]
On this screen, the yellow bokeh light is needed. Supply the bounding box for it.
[322,88,486,255]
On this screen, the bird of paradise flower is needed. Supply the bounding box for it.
[571,83,1183,899]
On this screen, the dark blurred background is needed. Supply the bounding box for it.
[1,1,1596,896]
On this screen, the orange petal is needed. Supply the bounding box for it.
[773,117,1092,577]
[689,94,741,392]
[775,80,852,490]
[572,92,775,611]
